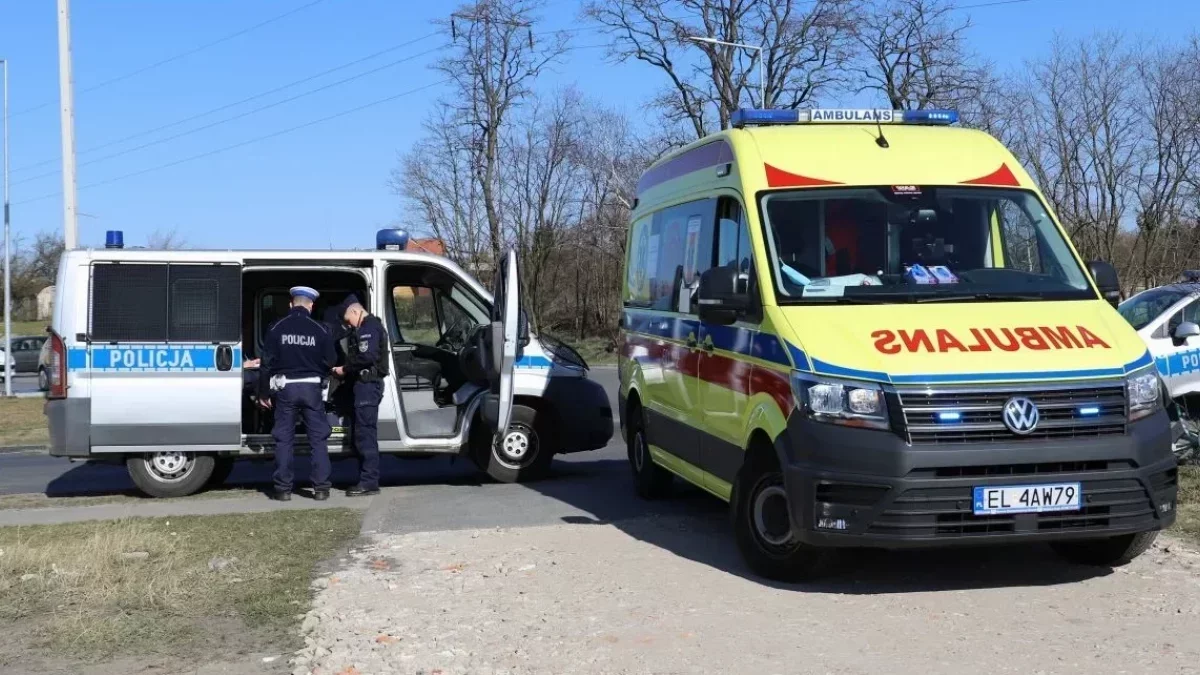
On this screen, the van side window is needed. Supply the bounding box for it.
[91,263,239,343]
[625,199,716,314]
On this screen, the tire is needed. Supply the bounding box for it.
[207,458,236,488]
[37,367,49,392]
[1050,531,1159,567]
[733,452,834,582]
[626,404,672,499]
[471,404,554,483]
[126,452,215,498]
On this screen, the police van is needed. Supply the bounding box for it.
[619,107,1177,581]
[44,230,612,497]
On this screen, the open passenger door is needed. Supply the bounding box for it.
[489,249,526,442]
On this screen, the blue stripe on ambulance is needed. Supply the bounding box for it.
[622,309,795,369]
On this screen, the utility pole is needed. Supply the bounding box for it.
[57,0,78,250]
[1,59,10,396]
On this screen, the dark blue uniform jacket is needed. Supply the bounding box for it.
[259,307,336,398]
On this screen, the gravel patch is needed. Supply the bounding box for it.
[294,517,1200,675]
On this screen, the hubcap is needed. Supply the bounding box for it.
[494,424,538,470]
[145,451,194,483]
[753,483,796,548]
[632,431,646,472]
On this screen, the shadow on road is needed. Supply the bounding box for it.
[530,457,1115,595]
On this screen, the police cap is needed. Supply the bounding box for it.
[290,286,320,301]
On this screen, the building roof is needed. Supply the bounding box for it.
[406,237,446,255]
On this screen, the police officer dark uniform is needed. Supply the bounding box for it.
[337,300,389,496]
[258,286,337,501]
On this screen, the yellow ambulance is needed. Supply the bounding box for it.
[618,108,1177,581]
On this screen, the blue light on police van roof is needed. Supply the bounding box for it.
[376,228,409,251]
[937,411,962,422]
[1078,406,1101,416]
[901,109,959,125]
[731,108,801,127]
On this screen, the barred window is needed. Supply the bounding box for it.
[91,263,240,342]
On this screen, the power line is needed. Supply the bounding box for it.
[11,31,443,174]
[11,43,449,186]
[14,79,450,206]
[11,0,331,117]
[954,0,1040,7]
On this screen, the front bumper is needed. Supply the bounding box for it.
[544,374,614,453]
[778,409,1178,548]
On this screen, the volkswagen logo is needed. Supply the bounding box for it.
[1002,397,1040,435]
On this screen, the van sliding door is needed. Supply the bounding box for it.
[87,260,243,450]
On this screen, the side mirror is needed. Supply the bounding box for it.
[1173,321,1200,344]
[1088,260,1120,308]
[697,266,748,326]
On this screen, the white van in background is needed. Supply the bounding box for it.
[44,230,613,497]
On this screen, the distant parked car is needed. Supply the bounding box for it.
[38,335,53,390]
[0,335,48,382]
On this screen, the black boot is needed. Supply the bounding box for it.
[345,486,380,497]
[269,490,291,502]
[312,489,330,501]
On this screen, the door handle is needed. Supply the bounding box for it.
[215,345,233,372]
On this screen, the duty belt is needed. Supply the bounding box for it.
[269,375,322,391]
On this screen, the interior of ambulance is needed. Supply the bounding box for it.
[240,264,492,446]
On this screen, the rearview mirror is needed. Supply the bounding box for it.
[697,266,749,326]
[1174,321,1200,344]
[1088,260,1120,308]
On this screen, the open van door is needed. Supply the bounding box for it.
[490,249,525,443]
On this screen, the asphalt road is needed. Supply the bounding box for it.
[2,374,42,397]
[0,368,628,499]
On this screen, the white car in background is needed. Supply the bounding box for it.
[1118,282,1200,458]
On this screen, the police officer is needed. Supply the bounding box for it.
[258,286,337,501]
[335,300,389,497]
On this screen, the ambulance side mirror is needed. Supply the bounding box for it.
[1088,260,1121,308]
[697,266,747,326]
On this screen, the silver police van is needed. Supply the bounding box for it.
[44,230,613,497]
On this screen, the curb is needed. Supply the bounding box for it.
[0,445,48,455]
[0,493,372,527]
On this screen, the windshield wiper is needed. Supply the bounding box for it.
[916,292,1045,303]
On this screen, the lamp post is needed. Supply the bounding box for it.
[1,59,10,397]
[686,36,765,108]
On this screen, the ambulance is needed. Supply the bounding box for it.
[619,108,1177,581]
[44,230,613,497]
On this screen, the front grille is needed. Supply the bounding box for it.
[867,477,1158,538]
[898,381,1127,444]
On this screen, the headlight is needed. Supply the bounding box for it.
[1126,368,1162,422]
[792,372,888,430]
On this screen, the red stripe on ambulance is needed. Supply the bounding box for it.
[871,326,1110,354]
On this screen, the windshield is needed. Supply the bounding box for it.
[760,187,1094,304]
[1118,287,1189,330]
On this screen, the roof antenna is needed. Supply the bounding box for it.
[874,110,890,149]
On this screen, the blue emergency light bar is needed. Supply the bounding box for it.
[731,108,959,129]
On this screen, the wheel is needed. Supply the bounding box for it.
[207,458,236,487]
[126,452,215,498]
[626,404,672,499]
[38,367,49,392]
[1050,531,1159,567]
[733,451,834,582]
[472,404,554,483]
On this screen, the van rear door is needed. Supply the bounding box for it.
[489,250,525,440]
[87,259,243,451]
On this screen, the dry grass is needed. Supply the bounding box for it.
[0,509,361,661]
[2,321,47,338]
[569,336,618,366]
[0,397,47,447]
[0,487,260,511]
[1174,466,1200,546]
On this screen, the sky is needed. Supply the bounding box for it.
[0,0,1195,251]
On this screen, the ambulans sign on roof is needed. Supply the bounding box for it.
[730,108,959,128]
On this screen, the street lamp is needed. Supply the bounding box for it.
[686,36,765,108]
[1,59,10,397]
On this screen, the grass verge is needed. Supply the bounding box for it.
[0,509,361,662]
[0,397,47,447]
[569,336,617,366]
[1174,466,1200,546]
[0,487,260,511]
[2,321,47,338]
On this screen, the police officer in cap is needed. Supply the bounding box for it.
[334,299,390,496]
[259,286,337,501]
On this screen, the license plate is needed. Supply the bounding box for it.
[972,483,1082,515]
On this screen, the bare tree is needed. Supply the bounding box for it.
[852,0,986,110]
[437,0,569,267]
[585,0,853,139]
[145,228,189,250]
